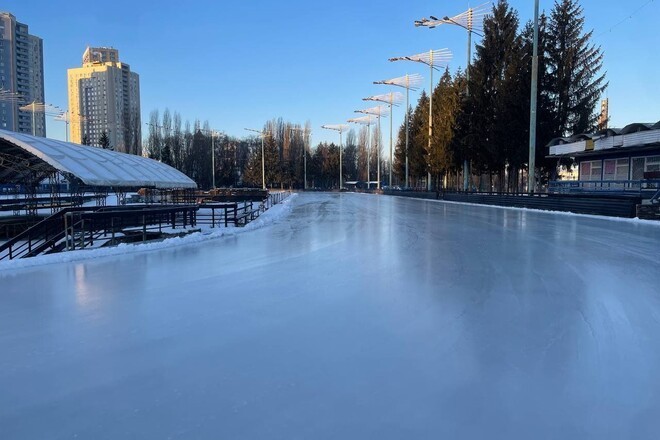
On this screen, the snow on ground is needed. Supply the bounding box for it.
[1,192,660,439]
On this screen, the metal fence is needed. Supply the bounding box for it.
[548,179,660,197]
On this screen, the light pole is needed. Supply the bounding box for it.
[245,128,268,190]
[528,0,540,193]
[374,74,423,188]
[54,111,86,142]
[415,3,488,191]
[355,106,389,190]
[290,126,311,190]
[206,129,223,189]
[363,92,404,187]
[18,102,61,137]
[348,115,375,189]
[321,124,350,189]
[390,49,452,191]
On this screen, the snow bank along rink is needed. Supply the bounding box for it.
[0,193,297,272]
[2,192,660,439]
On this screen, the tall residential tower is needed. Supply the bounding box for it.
[0,12,46,137]
[67,46,141,154]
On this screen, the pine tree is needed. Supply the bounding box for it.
[430,69,461,185]
[99,131,111,150]
[393,107,413,182]
[547,0,607,138]
[410,91,429,184]
[462,0,523,187]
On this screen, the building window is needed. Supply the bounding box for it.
[603,158,629,181]
[580,160,602,181]
[647,156,660,172]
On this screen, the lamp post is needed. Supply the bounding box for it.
[348,115,375,189]
[528,0,540,193]
[321,124,350,189]
[390,49,452,191]
[54,111,86,143]
[206,129,223,189]
[374,74,423,188]
[363,92,404,187]
[245,128,268,190]
[290,126,311,190]
[355,106,389,190]
[18,102,61,137]
[415,3,488,191]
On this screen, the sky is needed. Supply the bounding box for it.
[3,0,659,145]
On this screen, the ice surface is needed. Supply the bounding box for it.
[1,192,660,439]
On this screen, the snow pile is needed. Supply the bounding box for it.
[0,193,297,272]
[394,195,660,226]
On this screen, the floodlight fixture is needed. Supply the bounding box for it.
[245,127,271,190]
[415,4,490,190]
[356,106,390,189]
[390,49,453,190]
[54,111,87,142]
[364,92,404,187]
[321,124,350,189]
[374,74,423,188]
[0,88,23,103]
[19,102,62,136]
[348,115,376,188]
[414,2,490,35]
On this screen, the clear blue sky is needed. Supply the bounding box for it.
[4,0,659,144]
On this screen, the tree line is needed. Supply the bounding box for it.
[146,0,605,192]
[393,0,606,192]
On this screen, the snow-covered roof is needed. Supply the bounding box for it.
[0,129,196,189]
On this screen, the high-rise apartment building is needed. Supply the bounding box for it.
[68,46,141,154]
[0,12,46,137]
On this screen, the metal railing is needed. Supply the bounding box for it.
[196,202,259,227]
[0,205,198,261]
[548,179,660,197]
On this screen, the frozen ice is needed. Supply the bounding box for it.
[1,192,660,439]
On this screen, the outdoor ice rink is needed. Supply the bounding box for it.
[2,192,660,439]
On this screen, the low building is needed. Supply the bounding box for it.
[547,121,660,187]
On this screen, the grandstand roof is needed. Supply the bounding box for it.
[0,129,196,189]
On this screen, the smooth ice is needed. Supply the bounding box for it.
[1,193,660,439]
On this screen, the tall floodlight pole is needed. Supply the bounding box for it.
[290,126,311,190]
[415,3,488,191]
[245,128,268,190]
[374,74,423,188]
[348,115,375,189]
[208,129,223,189]
[363,92,404,187]
[528,0,540,193]
[54,111,87,143]
[355,106,389,190]
[390,49,452,191]
[18,102,61,137]
[322,124,350,189]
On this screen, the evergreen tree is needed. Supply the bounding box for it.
[410,91,429,185]
[430,69,461,186]
[467,0,522,181]
[547,0,607,137]
[99,131,111,150]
